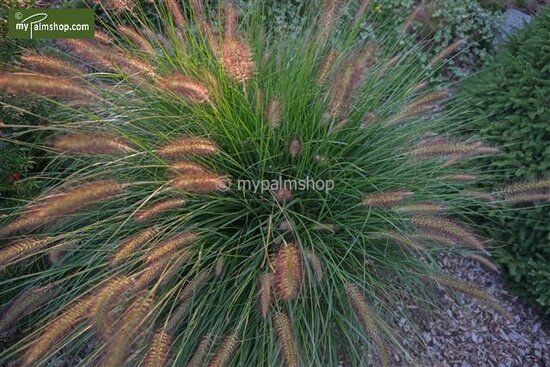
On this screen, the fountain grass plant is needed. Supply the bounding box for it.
[0,0,548,366]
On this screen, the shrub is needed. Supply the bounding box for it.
[371,0,501,80]
[461,9,550,311]
[0,1,545,366]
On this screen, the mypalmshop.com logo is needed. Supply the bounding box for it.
[8,9,94,40]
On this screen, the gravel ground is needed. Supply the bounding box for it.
[392,254,550,367]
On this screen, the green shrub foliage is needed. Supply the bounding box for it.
[0,1,544,366]
[461,9,550,311]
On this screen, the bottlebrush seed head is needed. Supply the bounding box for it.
[461,190,496,203]
[158,137,218,158]
[167,161,207,175]
[110,226,159,267]
[362,190,413,207]
[58,39,116,70]
[133,259,172,292]
[401,5,427,34]
[144,330,172,367]
[178,269,211,302]
[304,249,324,283]
[0,73,94,100]
[344,283,390,367]
[119,25,155,55]
[186,335,212,367]
[0,284,56,334]
[157,73,211,103]
[91,276,133,339]
[267,98,283,128]
[289,138,302,158]
[169,173,230,194]
[503,191,550,205]
[274,188,294,204]
[501,178,550,194]
[442,174,477,182]
[430,39,466,66]
[316,0,344,43]
[257,273,274,319]
[221,39,255,83]
[166,0,186,28]
[0,216,45,239]
[408,139,497,159]
[375,231,425,252]
[411,216,485,251]
[0,238,50,270]
[144,232,197,265]
[94,30,114,45]
[274,244,302,300]
[207,333,239,367]
[20,53,83,77]
[50,132,133,155]
[33,180,126,219]
[432,276,511,320]
[273,311,299,367]
[21,297,92,367]
[223,0,239,39]
[317,49,338,85]
[467,254,500,274]
[136,199,187,222]
[103,291,153,367]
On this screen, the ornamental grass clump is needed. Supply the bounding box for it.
[0,0,546,366]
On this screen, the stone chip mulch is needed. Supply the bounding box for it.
[392,254,550,366]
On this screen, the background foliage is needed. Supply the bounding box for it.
[461,8,550,311]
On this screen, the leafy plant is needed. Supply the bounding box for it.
[0,1,546,366]
[461,8,550,311]
[371,0,501,80]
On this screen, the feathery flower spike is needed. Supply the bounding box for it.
[144,329,172,367]
[168,161,206,175]
[345,284,390,367]
[221,39,255,83]
[0,284,56,334]
[411,216,485,251]
[21,297,91,367]
[91,276,133,339]
[158,73,211,103]
[275,244,302,300]
[257,273,273,319]
[51,132,133,155]
[303,249,324,283]
[103,291,153,367]
[207,333,239,367]
[433,276,511,320]
[119,25,155,54]
[169,173,229,193]
[110,226,159,267]
[0,238,49,270]
[20,53,83,77]
[136,199,187,222]
[185,335,212,367]
[144,232,197,265]
[158,137,218,158]
[362,190,413,207]
[0,73,94,100]
[273,312,299,367]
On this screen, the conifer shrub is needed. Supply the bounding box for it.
[0,1,547,366]
[461,8,550,311]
